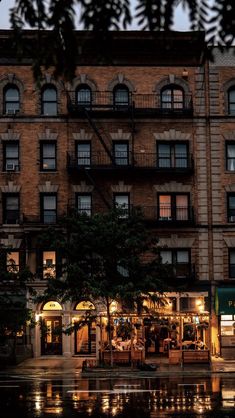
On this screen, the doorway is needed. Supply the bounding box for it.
[41,316,62,355]
[75,322,96,354]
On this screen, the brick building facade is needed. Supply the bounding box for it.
[0,30,235,360]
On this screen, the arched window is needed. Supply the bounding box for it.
[161,85,184,110]
[42,301,62,310]
[113,84,129,106]
[4,85,20,114]
[41,85,57,115]
[75,301,95,310]
[228,87,235,115]
[76,84,92,106]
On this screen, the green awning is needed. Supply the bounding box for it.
[215,288,235,315]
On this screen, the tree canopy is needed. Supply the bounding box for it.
[4,0,235,79]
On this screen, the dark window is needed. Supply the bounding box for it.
[77,142,91,166]
[3,194,20,224]
[76,84,92,106]
[161,85,184,109]
[41,194,57,224]
[157,143,188,168]
[114,194,130,218]
[4,141,19,171]
[158,194,189,221]
[4,85,20,115]
[113,84,129,106]
[160,249,190,278]
[226,143,235,171]
[40,142,56,171]
[228,194,235,222]
[41,85,57,115]
[228,88,235,115]
[113,142,129,165]
[229,250,235,278]
[77,194,92,216]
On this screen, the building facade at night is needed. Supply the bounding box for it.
[0,30,234,361]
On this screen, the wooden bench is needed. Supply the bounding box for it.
[182,350,210,364]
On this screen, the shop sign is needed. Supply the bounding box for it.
[215,288,235,315]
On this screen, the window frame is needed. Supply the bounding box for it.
[113,84,130,107]
[76,84,92,107]
[76,141,91,167]
[41,84,57,116]
[76,193,92,217]
[228,87,235,115]
[42,250,57,279]
[3,141,20,172]
[113,193,130,218]
[227,193,235,223]
[113,141,129,166]
[40,141,57,171]
[226,142,235,171]
[41,193,57,224]
[160,84,184,110]
[160,248,191,278]
[157,193,190,221]
[3,193,20,224]
[229,249,235,278]
[157,141,189,169]
[3,84,20,115]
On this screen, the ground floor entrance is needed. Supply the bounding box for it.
[41,316,62,355]
[75,322,96,355]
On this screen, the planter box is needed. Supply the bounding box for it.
[182,350,210,364]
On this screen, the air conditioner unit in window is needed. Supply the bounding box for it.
[6,163,16,171]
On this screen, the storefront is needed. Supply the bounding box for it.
[216,288,235,359]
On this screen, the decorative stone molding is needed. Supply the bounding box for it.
[73,130,93,141]
[110,129,131,140]
[154,76,190,95]
[1,234,22,249]
[0,181,21,193]
[154,129,191,141]
[38,128,58,141]
[0,73,25,115]
[154,182,191,193]
[158,234,195,248]
[38,181,59,193]
[35,74,63,115]
[224,237,235,248]
[223,130,235,140]
[225,184,235,192]
[72,182,94,193]
[70,74,97,91]
[111,181,132,193]
[0,129,21,141]
[108,74,135,92]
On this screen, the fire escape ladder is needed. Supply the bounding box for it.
[84,108,115,164]
[84,168,111,210]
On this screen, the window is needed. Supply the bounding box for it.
[113,142,129,165]
[77,194,92,216]
[76,84,92,106]
[41,85,57,115]
[228,194,235,222]
[160,249,190,278]
[113,84,129,107]
[40,142,56,171]
[4,141,19,171]
[41,194,57,224]
[4,85,20,114]
[7,251,19,273]
[157,143,188,168]
[43,251,56,279]
[3,194,19,224]
[114,194,130,218]
[229,250,235,278]
[228,87,235,115]
[77,142,91,166]
[161,85,184,109]
[158,194,189,221]
[226,143,235,171]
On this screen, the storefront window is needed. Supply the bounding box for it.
[221,314,235,336]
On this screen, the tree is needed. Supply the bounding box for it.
[38,208,169,365]
[5,0,235,80]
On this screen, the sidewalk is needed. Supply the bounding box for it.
[2,355,235,376]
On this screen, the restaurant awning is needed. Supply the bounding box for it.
[215,288,235,315]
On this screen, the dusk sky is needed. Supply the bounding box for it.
[0,0,190,31]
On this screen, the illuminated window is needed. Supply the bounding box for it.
[158,194,189,221]
[43,301,62,310]
[43,251,56,279]
[75,301,95,310]
[7,251,19,273]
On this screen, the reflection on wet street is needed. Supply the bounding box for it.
[0,373,235,417]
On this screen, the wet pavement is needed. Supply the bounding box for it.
[0,369,235,417]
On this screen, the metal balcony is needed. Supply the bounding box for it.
[67,152,194,173]
[67,91,193,117]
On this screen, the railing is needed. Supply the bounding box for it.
[67,91,193,114]
[67,205,194,223]
[67,152,194,171]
